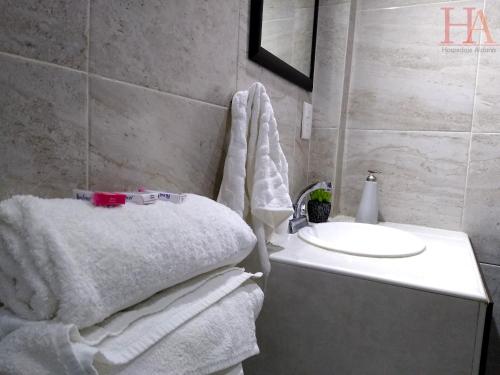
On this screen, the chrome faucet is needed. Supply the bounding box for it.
[289,181,333,234]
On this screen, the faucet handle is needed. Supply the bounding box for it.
[366,170,381,182]
[292,202,307,216]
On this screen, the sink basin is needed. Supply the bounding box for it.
[298,222,426,258]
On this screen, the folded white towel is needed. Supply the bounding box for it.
[0,194,256,327]
[218,82,294,276]
[95,283,263,375]
[0,268,263,375]
[82,268,260,361]
[0,316,92,375]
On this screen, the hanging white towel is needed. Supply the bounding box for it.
[218,82,294,277]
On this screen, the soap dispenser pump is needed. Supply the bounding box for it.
[355,170,380,224]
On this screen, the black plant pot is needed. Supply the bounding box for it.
[307,200,331,223]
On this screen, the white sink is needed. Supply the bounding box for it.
[298,222,426,258]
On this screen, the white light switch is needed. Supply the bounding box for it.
[301,102,312,140]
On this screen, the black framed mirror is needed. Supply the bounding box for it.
[249,0,319,91]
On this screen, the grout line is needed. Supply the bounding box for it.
[333,0,358,216]
[235,0,242,92]
[461,0,485,228]
[85,0,90,74]
[479,261,500,269]
[86,0,91,190]
[86,75,91,190]
[290,131,296,194]
[262,16,295,23]
[289,99,297,193]
[306,123,312,184]
[88,73,229,110]
[0,52,229,111]
[345,128,473,134]
[461,130,474,227]
[361,0,474,12]
[311,126,340,130]
[311,127,339,133]
[0,51,84,75]
[470,131,500,135]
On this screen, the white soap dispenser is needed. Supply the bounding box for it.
[355,170,380,224]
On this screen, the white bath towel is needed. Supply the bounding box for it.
[0,194,256,327]
[218,82,294,276]
[0,268,263,375]
[95,283,263,375]
[0,316,94,375]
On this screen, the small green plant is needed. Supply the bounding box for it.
[309,189,332,203]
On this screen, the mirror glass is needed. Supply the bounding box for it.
[261,0,316,76]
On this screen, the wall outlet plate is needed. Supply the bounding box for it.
[301,102,312,140]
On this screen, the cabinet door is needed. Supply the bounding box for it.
[245,262,480,375]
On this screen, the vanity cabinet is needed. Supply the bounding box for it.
[244,222,491,375]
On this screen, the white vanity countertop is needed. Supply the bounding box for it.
[270,217,490,303]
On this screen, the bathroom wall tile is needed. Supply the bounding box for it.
[473,0,500,133]
[340,130,469,229]
[0,54,87,199]
[0,0,88,70]
[308,128,338,184]
[89,76,229,198]
[246,261,479,374]
[320,0,350,6]
[358,0,469,11]
[90,0,239,106]
[347,0,480,131]
[463,134,500,264]
[480,264,500,375]
[312,1,351,128]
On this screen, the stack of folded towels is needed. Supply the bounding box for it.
[0,194,263,375]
